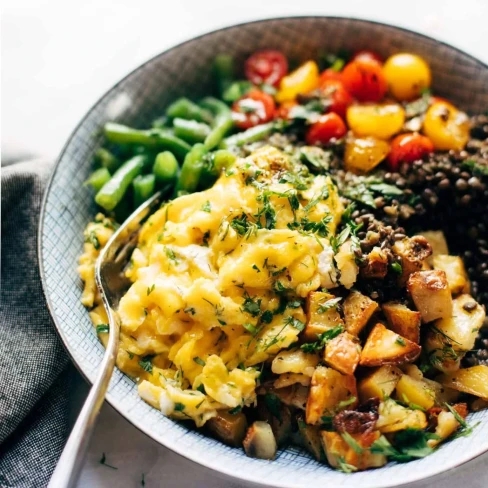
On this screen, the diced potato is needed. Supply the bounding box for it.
[433,255,470,295]
[360,323,421,367]
[358,365,403,403]
[306,366,357,424]
[420,230,449,264]
[243,421,277,460]
[274,373,311,389]
[402,364,424,381]
[257,397,292,447]
[361,246,389,279]
[425,294,485,372]
[437,365,488,398]
[304,292,344,341]
[407,270,452,323]
[382,302,421,344]
[427,410,460,448]
[392,236,432,285]
[297,417,324,461]
[271,348,320,377]
[343,291,379,336]
[324,332,361,375]
[376,398,427,433]
[207,411,248,447]
[267,384,309,411]
[395,374,435,410]
[321,430,387,471]
[336,241,359,289]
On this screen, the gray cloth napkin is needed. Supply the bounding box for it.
[0,159,72,487]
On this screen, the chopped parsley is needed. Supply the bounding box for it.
[201,201,212,213]
[96,324,109,334]
[138,355,154,374]
[396,336,406,346]
[369,183,403,196]
[242,294,262,317]
[341,432,364,454]
[164,247,178,262]
[317,297,342,314]
[301,325,344,353]
[146,284,155,296]
[391,262,403,275]
[260,310,274,324]
[243,322,259,336]
[284,316,306,331]
[445,403,481,439]
[174,402,186,412]
[85,231,100,250]
[193,356,206,366]
[252,264,261,272]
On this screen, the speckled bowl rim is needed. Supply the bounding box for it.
[38,15,488,488]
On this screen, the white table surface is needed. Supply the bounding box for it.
[3,0,488,486]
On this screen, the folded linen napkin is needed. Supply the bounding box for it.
[0,158,73,487]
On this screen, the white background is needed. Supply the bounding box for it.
[3,0,488,487]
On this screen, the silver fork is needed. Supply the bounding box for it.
[48,190,164,488]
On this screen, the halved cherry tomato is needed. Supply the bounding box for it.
[345,136,390,173]
[342,58,388,102]
[352,50,383,64]
[245,50,288,87]
[275,101,298,120]
[232,89,276,129]
[319,80,353,118]
[387,133,434,171]
[319,68,343,85]
[306,113,347,145]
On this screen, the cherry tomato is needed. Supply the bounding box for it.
[387,133,434,170]
[342,58,388,102]
[232,89,276,129]
[275,101,298,120]
[345,136,390,173]
[352,50,383,64]
[306,113,347,145]
[319,68,343,85]
[320,80,353,118]
[245,50,288,87]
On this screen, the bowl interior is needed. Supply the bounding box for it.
[40,17,488,488]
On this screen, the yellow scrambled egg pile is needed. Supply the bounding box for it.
[80,146,361,426]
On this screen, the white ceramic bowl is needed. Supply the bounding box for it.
[39,17,488,488]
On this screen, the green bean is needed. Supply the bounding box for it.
[85,167,111,192]
[222,81,253,103]
[214,54,234,95]
[221,122,274,148]
[173,118,211,143]
[153,151,179,184]
[198,149,237,190]
[104,123,191,160]
[152,116,169,129]
[95,155,148,211]
[165,97,213,123]
[200,97,234,150]
[175,143,207,195]
[133,174,156,207]
[94,148,120,173]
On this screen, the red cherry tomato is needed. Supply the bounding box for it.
[319,68,343,85]
[275,101,298,120]
[352,50,383,64]
[387,132,434,170]
[342,58,388,102]
[320,80,353,118]
[306,113,347,145]
[232,89,276,129]
[245,50,288,87]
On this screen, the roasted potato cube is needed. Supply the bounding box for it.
[257,396,292,447]
[395,374,435,410]
[324,332,361,375]
[343,291,379,336]
[360,323,421,367]
[358,365,403,403]
[433,255,470,295]
[382,302,421,343]
[361,246,389,279]
[274,373,310,389]
[425,294,485,372]
[267,384,309,411]
[437,365,488,398]
[427,409,462,448]
[305,292,344,341]
[271,348,319,377]
[321,430,387,471]
[392,236,432,284]
[420,230,449,264]
[376,398,427,433]
[207,411,248,447]
[297,417,324,461]
[243,421,277,460]
[407,270,452,323]
[306,366,357,425]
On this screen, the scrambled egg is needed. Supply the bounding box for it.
[80,146,359,426]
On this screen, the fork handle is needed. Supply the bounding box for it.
[48,319,120,488]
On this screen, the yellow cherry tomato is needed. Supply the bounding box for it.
[346,103,405,140]
[344,136,390,174]
[423,101,470,151]
[276,61,319,103]
[383,53,431,101]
